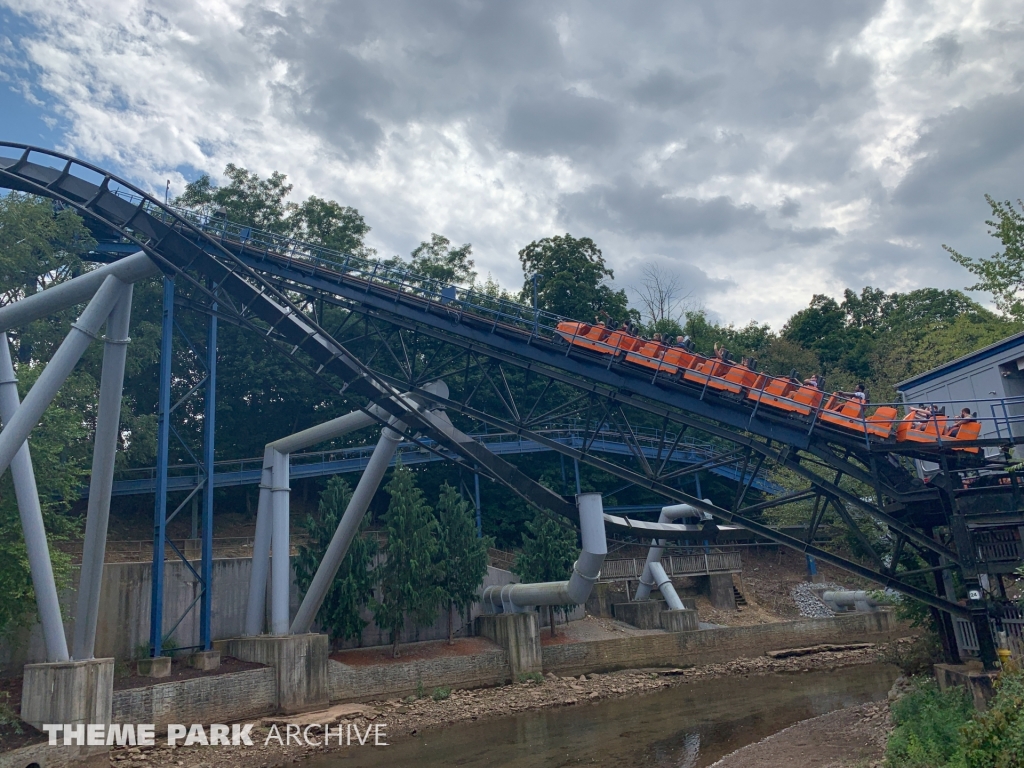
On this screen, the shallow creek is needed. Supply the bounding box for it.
[314,662,899,767]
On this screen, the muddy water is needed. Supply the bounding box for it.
[317,663,898,768]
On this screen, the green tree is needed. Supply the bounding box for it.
[434,483,492,644]
[294,477,378,648]
[945,195,1024,321]
[0,195,97,634]
[373,463,443,657]
[289,196,373,257]
[176,164,294,234]
[410,234,476,285]
[512,510,579,638]
[517,234,631,321]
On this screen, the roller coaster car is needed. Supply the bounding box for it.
[747,377,824,415]
[556,321,637,356]
[816,395,892,439]
[947,420,983,454]
[682,358,733,390]
[865,406,899,439]
[896,413,948,443]
[625,339,673,372]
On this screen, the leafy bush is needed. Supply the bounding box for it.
[516,672,544,684]
[954,670,1024,768]
[886,678,974,768]
[431,687,451,701]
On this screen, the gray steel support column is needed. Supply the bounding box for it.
[635,502,705,602]
[73,284,133,659]
[243,453,273,636]
[290,419,405,634]
[0,252,158,333]
[0,336,69,662]
[0,275,124,476]
[270,448,291,634]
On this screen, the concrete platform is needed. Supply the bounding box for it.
[136,655,171,678]
[186,650,221,671]
[20,658,114,763]
[935,663,999,710]
[476,613,541,676]
[613,601,664,629]
[216,634,329,714]
[660,609,699,632]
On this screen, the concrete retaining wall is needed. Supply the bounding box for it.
[329,650,510,702]
[1,560,516,675]
[111,668,277,728]
[541,611,899,676]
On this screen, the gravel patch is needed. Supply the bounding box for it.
[791,582,845,617]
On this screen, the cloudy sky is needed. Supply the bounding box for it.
[1,0,1023,327]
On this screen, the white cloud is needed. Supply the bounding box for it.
[2,0,1023,327]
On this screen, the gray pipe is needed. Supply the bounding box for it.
[822,590,884,613]
[244,402,407,636]
[270,448,291,635]
[0,275,124,476]
[634,502,710,602]
[73,284,133,659]
[647,561,685,611]
[290,417,405,634]
[481,492,606,611]
[0,336,69,662]
[243,454,274,636]
[0,252,159,333]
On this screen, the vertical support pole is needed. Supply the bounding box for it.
[150,277,174,658]
[73,284,133,660]
[694,474,702,500]
[573,457,581,496]
[245,455,273,635]
[806,555,818,580]
[0,336,69,662]
[560,453,567,496]
[200,287,217,650]
[270,449,291,635]
[474,470,482,538]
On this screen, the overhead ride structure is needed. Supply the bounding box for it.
[2,143,1023,668]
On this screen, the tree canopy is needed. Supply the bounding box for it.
[518,234,632,321]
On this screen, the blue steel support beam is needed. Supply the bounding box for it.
[149,277,174,658]
[474,470,482,538]
[200,286,217,650]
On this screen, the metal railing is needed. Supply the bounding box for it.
[598,551,742,581]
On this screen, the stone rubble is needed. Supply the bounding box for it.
[119,638,916,768]
[790,581,844,617]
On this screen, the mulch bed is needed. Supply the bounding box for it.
[332,636,500,667]
[0,675,45,752]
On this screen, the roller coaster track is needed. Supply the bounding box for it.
[93,424,782,498]
[2,142,1023,633]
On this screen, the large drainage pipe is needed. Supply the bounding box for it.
[634,501,711,602]
[822,590,884,613]
[481,492,606,613]
[647,561,685,611]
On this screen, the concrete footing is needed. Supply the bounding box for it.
[476,613,541,676]
[708,573,737,610]
[20,658,114,762]
[660,609,699,632]
[935,663,999,711]
[216,634,328,714]
[613,601,664,629]
[187,650,221,671]
[137,656,171,678]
